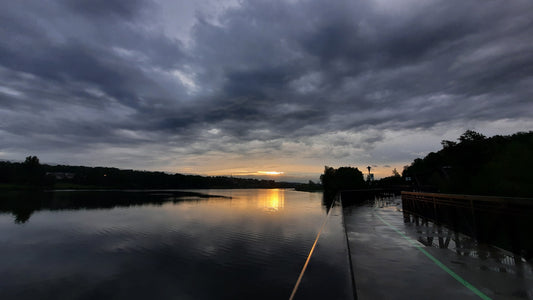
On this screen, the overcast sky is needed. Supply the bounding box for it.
[1,0,532,182]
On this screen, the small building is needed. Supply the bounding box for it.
[46,172,75,180]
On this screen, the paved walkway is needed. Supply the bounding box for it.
[293,199,355,299]
[342,196,533,300]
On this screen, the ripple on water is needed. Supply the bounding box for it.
[0,189,335,300]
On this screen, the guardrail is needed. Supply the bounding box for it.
[401,191,533,259]
[402,191,533,215]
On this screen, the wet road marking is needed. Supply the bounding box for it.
[374,212,492,300]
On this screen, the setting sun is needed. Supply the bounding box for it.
[257,171,284,175]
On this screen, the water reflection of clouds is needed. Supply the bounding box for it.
[0,189,334,299]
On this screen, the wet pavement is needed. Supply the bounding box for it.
[294,199,355,299]
[342,196,533,300]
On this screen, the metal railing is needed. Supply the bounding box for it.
[402,191,533,216]
[401,191,533,259]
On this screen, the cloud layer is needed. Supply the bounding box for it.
[1,0,532,180]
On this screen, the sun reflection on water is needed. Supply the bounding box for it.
[260,189,285,212]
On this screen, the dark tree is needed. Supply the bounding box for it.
[24,156,40,167]
[320,166,365,192]
[441,140,457,149]
[23,156,45,186]
[458,130,486,143]
[392,168,400,177]
[403,130,533,197]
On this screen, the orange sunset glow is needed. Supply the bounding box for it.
[257,171,284,175]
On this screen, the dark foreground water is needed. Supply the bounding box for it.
[0,189,352,300]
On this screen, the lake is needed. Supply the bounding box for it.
[0,189,353,299]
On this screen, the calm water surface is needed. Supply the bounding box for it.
[0,189,350,299]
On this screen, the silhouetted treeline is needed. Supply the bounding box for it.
[374,168,402,186]
[0,158,298,190]
[294,180,323,192]
[403,130,533,197]
[0,156,55,188]
[320,166,365,192]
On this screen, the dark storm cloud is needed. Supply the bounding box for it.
[181,0,533,141]
[0,0,191,150]
[62,0,150,20]
[1,0,532,166]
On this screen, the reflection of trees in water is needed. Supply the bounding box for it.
[402,192,533,260]
[13,208,33,223]
[322,190,336,212]
[403,210,529,268]
[0,191,229,224]
[373,196,530,269]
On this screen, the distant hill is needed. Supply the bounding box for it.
[0,157,299,190]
